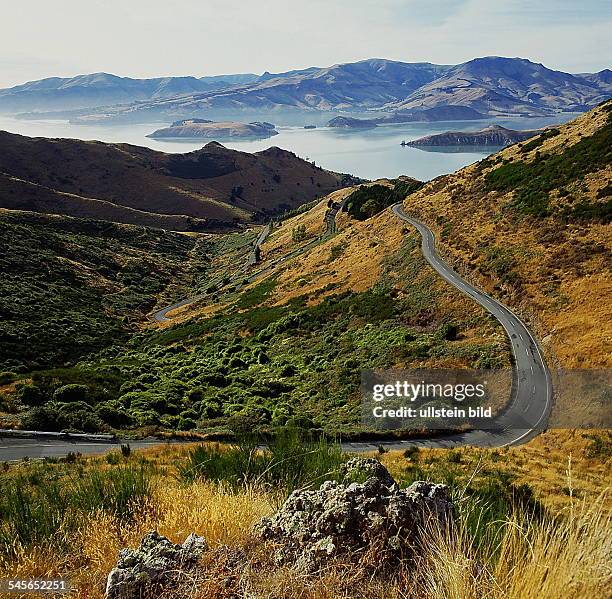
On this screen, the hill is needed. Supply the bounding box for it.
[400,100,611,368]
[0,131,350,230]
[11,57,610,124]
[0,104,609,437]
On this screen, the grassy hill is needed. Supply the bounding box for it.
[1,103,610,436]
[0,210,259,376]
[0,132,351,230]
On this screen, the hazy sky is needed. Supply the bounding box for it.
[1,0,610,87]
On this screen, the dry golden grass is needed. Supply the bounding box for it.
[1,433,609,599]
[417,496,611,599]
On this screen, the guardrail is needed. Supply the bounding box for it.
[0,429,117,443]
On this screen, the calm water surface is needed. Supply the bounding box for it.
[0,114,575,181]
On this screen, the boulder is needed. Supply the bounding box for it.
[105,531,208,599]
[254,457,453,571]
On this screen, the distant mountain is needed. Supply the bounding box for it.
[403,125,540,148]
[0,131,352,230]
[3,58,610,124]
[386,57,612,116]
[0,72,259,113]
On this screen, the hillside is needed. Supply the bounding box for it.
[0,131,349,230]
[0,210,246,374]
[400,100,612,368]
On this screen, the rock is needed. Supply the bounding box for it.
[254,458,453,571]
[105,531,208,599]
[340,457,397,488]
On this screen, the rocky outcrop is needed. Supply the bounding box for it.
[105,531,208,599]
[254,457,454,571]
[403,124,540,147]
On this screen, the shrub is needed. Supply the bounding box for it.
[52,384,90,404]
[0,371,17,386]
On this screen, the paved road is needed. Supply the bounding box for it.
[0,437,177,462]
[389,204,552,447]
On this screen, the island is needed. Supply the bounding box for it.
[401,125,540,148]
[326,116,377,129]
[148,119,278,140]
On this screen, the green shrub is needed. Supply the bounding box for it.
[52,384,90,404]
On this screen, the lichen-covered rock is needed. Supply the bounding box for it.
[105,531,208,599]
[254,458,453,571]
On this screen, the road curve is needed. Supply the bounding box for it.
[389,203,552,447]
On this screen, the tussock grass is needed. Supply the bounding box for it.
[179,430,345,496]
[0,462,154,557]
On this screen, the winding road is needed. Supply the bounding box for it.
[383,204,552,448]
[1,201,552,460]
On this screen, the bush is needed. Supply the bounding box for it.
[52,384,90,404]
[0,371,17,386]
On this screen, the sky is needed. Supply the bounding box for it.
[0,0,610,88]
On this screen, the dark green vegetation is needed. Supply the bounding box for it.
[485,103,612,219]
[518,127,560,153]
[0,459,153,556]
[180,429,345,495]
[343,179,424,220]
[11,237,505,435]
[0,212,214,372]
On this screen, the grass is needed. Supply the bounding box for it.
[0,461,154,557]
[0,434,609,599]
[179,430,345,495]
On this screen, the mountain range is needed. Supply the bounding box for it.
[0,72,259,113]
[0,131,350,230]
[1,57,610,124]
